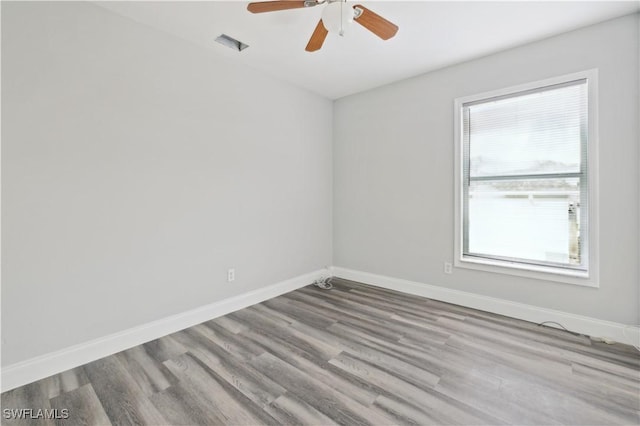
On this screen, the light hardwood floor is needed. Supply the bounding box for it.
[2,278,639,425]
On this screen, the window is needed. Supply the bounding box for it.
[454,71,598,287]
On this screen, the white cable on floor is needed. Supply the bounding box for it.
[314,276,333,290]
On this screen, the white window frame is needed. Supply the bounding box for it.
[453,69,599,288]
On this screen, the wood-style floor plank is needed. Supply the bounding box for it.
[41,367,90,400]
[242,328,379,406]
[2,278,639,425]
[252,352,393,426]
[115,346,178,397]
[49,384,111,426]
[148,379,227,425]
[141,335,186,364]
[82,357,167,425]
[183,326,287,408]
[0,380,55,426]
[264,393,338,426]
[163,353,279,425]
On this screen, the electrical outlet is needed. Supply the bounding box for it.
[227,268,235,282]
[444,262,453,274]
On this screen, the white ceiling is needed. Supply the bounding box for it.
[95,1,639,99]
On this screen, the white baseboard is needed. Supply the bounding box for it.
[331,267,640,347]
[1,270,324,393]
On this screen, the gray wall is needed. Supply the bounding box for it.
[1,2,332,366]
[334,14,639,325]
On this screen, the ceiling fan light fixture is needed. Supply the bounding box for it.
[321,1,355,36]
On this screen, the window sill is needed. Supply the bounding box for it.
[455,256,598,288]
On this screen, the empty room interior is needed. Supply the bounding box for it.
[1,1,639,425]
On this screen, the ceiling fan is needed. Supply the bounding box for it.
[247,0,399,52]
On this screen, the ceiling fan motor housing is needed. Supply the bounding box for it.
[322,1,355,36]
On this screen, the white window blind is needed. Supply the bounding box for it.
[462,79,588,271]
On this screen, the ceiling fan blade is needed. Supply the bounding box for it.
[353,5,398,40]
[247,1,307,14]
[305,19,328,52]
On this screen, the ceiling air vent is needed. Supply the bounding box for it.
[215,34,249,52]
